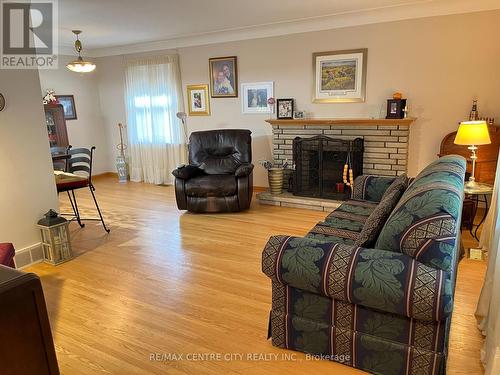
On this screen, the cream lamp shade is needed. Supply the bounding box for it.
[454,121,491,145]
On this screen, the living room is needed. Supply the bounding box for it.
[0,1,499,374]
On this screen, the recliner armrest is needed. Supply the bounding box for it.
[172,165,204,180]
[235,163,254,177]
[262,235,452,322]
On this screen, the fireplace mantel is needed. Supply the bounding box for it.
[265,118,416,126]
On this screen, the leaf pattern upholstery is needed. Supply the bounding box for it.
[352,175,397,202]
[375,155,466,271]
[263,236,452,321]
[262,155,466,375]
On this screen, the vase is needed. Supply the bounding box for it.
[268,168,284,195]
[116,155,128,183]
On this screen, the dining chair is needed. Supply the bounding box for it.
[50,145,71,171]
[55,146,110,233]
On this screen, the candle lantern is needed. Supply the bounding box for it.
[37,209,73,265]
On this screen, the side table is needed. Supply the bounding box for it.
[464,182,494,241]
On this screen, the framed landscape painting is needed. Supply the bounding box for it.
[187,84,210,116]
[55,95,77,120]
[312,49,367,103]
[209,56,238,98]
[241,82,273,114]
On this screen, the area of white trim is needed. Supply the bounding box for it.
[15,242,44,269]
[83,0,500,57]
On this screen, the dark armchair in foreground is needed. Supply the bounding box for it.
[172,129,253,213]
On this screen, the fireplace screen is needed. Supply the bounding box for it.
[293,136,364,200]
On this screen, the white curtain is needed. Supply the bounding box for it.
[476,151,500,374]
[125,55,187,185]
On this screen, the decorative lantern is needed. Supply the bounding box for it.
[37,210,73,265]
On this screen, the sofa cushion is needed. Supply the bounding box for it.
[355,188,404,248]
[262,236,453,321]
[352,175,396,202]
[306,200,377,244]
[380,173,409,200]
[375,155,466,271]
[185,174,237,197]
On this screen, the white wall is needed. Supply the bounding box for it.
[96,10,500,186]
[38,55,110,174]
[0,69,59,254]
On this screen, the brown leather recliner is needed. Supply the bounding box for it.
[172,129,253,213]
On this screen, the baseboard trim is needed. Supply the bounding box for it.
[93,172,118,179]
[15,242,44,269]
[253,186,268,192]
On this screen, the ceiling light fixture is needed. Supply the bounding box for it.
[66,30,96,73]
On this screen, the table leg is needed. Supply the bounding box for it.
[469,194,479,240]
[473,194,489,241]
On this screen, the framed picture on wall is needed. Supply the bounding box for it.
[312,49,367,103]
[55,95,77,120]
[209,56,238,98]
[187,84,210,116]
[241,82,274,114]
[277,99,294,119]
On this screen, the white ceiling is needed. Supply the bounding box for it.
[57,0,500,56]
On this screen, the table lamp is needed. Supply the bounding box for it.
[454,120,491,187]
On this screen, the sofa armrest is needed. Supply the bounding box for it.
[235,163,254,177]
[262,235,452,321]
[172,165,204,180]
[352,175,397,202]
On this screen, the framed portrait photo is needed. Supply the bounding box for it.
[241,82,274,114]
[187,84,210,116]
[55,95,77,120]
[209,56,238,98]
[277,99,294,119]
[386,99,407,119]
[313,48,367,103]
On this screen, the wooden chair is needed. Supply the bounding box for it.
[55,147,110,233]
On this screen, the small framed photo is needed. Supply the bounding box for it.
[209,56,238,98]
[55,95,77,120]
[277,99,294,119]
[386,99,407,119]
[294,111,306,119]
[241,82,274,114]
[313,49,367,103]
[187,84,210,116]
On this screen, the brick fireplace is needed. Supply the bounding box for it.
[257,117,415,211]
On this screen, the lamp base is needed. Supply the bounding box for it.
[465,177,477,188]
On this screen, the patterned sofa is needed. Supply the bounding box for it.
[262,155,466,375]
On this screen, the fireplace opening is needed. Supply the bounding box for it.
[293,136,364,200]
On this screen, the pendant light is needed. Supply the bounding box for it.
[66,30,96,73]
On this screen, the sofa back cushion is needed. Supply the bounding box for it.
[374,155,466,271]
[189,129,252,174]
[355,180,406,248]
[352,175,396,202]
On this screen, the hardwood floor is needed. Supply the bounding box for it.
[27,176,487,374]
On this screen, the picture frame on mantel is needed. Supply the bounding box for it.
[312,48,367,103]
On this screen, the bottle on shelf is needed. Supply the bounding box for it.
[469,100,479,121]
